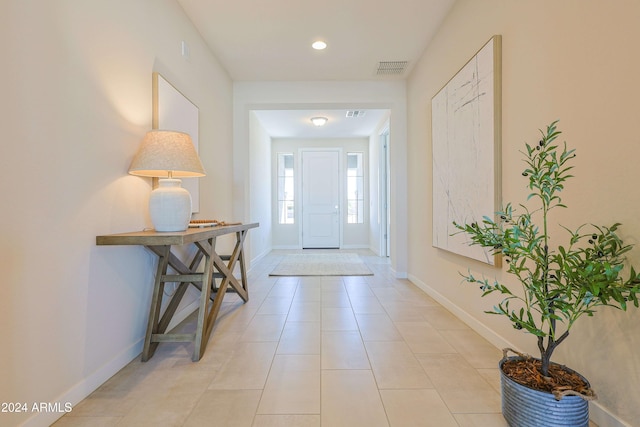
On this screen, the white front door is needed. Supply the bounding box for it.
[302,150,340,248]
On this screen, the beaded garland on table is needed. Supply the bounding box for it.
[189,219,242,228]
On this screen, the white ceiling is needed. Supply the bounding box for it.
[177,0,455,137]
[253,109,389,139]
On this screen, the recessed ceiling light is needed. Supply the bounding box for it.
[310,117,328,126]
[312,40,327,50]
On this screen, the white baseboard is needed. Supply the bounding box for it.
[589,401,632,427]
[407,273,629,427]
[407,273,513,350]
[250,247,271,266]
[391,266,408,279]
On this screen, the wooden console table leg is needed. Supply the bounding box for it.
[142,245,170,362]
[238,230,249,296]
[193,237,215,361]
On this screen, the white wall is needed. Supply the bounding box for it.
[407,1,640,426]
[249,112,272,261]
[0,1,233,426]
[233,81,408,276]
[270,138,369,249]
[369,116,391,256]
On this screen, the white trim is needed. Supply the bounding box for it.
[379,127,390,258]
[392,267,408,279]
[250,247,271,266]
[589,401,633,427]
[368,244,382,256]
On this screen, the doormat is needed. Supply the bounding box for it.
[269,253,373,276]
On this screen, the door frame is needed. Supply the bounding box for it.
[380,128,390,257]
[299,147,343,249]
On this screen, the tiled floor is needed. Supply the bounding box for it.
[52,250,591,426]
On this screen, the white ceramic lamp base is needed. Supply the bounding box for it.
[149,178,192,232]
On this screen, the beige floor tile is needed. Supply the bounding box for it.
[453,413,509,427]
[287,300,322,322]
[371,287,405,302]
[355,313,403,341]
[381,301,429,322]
[269,280,299,297]
[321,370,389,427]
[364,341,433,389]
[252,414,321,427]
[101,365,186,400]
[173,329,241,371]
[393,284,440,305]
[321,307,358,331]
[320,277,344,288]
[257,355,321,414]
[184,389,262,427]
[321,330,370,369]
[52,416,122,426]
[342,275,369,284]
[277,321,321,354]
[238,314,287,342]
[62,389,139,418]
[257,296,294,314]
[477,368,502,393]
[421,306,471,330]
[394,321,456,354]
[380,389,458,427]
[212,301,261,333]
[293,286,322,302]
[442,329,503,369]
[269,278,302,286]
[349,295,386,314]
[297,276,322,287]
[416,353,501,413]
[116,393,200,427]
[208,341,277,389]
[163,368,216,397]
[321,290,351,307]
[344,281,375,297]
[438,388,502,414]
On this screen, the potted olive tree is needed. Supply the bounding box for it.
[454,121,640,427]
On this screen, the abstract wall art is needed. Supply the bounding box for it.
[152,72,201,213]
[431,35,502,265]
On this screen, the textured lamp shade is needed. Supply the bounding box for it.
[129,130,206,232]
[129,130,205,178]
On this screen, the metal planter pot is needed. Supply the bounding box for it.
[500,356,590,427]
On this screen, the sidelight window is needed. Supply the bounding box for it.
[277,153,295,224]
[347,152,364,224]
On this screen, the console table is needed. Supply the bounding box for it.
[96,223,259,361]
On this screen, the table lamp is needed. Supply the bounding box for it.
[129,130,206,232]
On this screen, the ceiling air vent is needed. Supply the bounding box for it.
[346,110,366,118]
[376,60,409,76]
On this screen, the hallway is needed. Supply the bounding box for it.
[55,250,511,426]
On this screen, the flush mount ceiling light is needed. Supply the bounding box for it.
[312,40,327,50]
[310,116,328,126]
